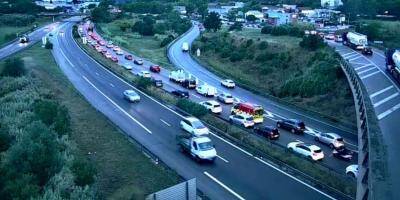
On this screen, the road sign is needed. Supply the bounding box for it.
[82,36,87,44]
[196,48,201,57]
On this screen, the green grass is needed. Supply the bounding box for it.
[0,17,54,47]
[231,28,302,49]
[13,44,180,199]
[359,20,400,49]
[98,19,175,70]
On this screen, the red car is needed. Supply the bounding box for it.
[98,40,106,46]
[125,54,133,60]
[111,56,118,62]
[149,65,161,73]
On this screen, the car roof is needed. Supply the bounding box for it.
[302,143,321,151]
[325,132,341,138]
[206,100,219,105]
[193,136,211,143]
[125,90,137,94]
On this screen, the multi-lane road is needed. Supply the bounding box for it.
[47,21,346,200]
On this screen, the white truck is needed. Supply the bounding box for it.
[196,84,217,97]
[386,49,400,83]
[177,135,217,163]
[342,32,368,50]
[182,42,189,52]
[169,70,186,83]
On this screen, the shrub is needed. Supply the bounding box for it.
[177,99,207,118]
[271,26,288,36]
[72,25,80,38]
[245,39,253,47]
[228,22,243,31]
[45,40,53,49]
[229,51,244,62]
[261,25,273,34]
[160,35,174,47]
[299,34,325,51]
[1,58,26,77]
[136,77,152,89]
[71,158,96,187]
[258,41,268,50]
[33,100,59,126]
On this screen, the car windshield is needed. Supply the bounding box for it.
[246,117,254,121]
[298,122,305,128]
[213,105,221,108]
[254,109,263,115]
[225,94,233,98]
[314,149,322,153]
[336,138,344,142]
[198,142,214,151]
[192,120,206,129]
[127,91,137,95]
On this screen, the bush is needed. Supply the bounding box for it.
[299,34,325,51]
[0,14,35,26]
[1,58,26,77]
[258,41,268,49]
[229,51,244,62]
[177,99,207,118]
[271,26,288,36]
[72,25,80,38]
[261,25,273,34]
[45,40,53,49]
[160,35,174,47]
[136,77,152,89]
[228,22,243,31]
[71,158,96,187]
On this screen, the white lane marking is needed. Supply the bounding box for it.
[192,94,201,99]
[370,86,394,98]
[348,55,363,61]
[357,67,377,75]
[217,155,229,163]
[74,31,345,198]
[160,118,171,127]
[361,71,380,79]
[253,157,336,200]
[203,171,245,200]
[264,110,274,118]
[82,76,152,134]
[110,83,115,87]
[350,61,370,65]
[210,132,253,157]
[373,93,399,107]
[95,72,99,76]
[377,103,400,120]
[344,54,359,59]
[342,52,356,57]
[355,64,372,71]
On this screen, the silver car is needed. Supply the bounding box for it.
[314,132,344,149]
[229,114,254,128]
[123,90,140,102]
[217,92,234,104]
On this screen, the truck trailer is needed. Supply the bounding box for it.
[342,32,369,50]
[386,49,400,83]
[182,42,189,52]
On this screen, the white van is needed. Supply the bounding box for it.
[196,84,217,97]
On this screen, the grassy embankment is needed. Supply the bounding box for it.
[0,16,54,46]
[192,28,356,127]
[1,44,180,199]
[98,18,175,70]
[76,32,357,198]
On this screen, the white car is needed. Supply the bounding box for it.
[229,113,254,128]
[196,84,217,97]
[180,117,209,136]
[106,43,114,48]
[116,50,124,55]
[221,79,235,88]
[105,52,112,59]
[113,46,121,52]
[217,92,234,104]
[199,100,222,114]
[287,141,324,161]
[123,90,140,102]
[122,64,133,70]
[314,132,344,149]
[138,70,151,78]
[346,164,358,178]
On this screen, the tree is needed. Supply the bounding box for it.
[227,10,237,22]
[229,22,243,31]
[246,15,257,23]
[204,12,222,32]
[299,35,326,51]
[71,158,96,187]
[0,58,26,77]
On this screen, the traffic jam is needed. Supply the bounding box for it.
[79,21,358,177]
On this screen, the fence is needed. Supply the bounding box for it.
[339,57,384,200]
[146,179,197,200]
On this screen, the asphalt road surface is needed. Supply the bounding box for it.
[83,23,358,174]
[50,22,342,200]
[329,40,400,199]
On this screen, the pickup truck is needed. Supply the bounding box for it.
[177,135,217,163]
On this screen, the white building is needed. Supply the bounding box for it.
[244,10,264,19]
[321,0,343,8]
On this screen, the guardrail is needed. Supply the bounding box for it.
[339,57,388,200]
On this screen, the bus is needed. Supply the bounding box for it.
[231,102,264,123]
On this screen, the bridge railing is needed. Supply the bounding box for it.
[339,57,389,200]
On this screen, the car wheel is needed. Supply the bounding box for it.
[329,143,334,149]
[347,172,355,178]
[291,128,296,134]
[288,147,293,152]
[314,137,319,142]
[307,155,313,160]
[277,123,281,128]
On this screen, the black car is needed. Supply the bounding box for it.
[181,79,197,89]
[276,119,305,134]
[171,90,189,98]
[361,47,373,55]
[332,146,353,161]
[151,78,163,88]
[254,126,280,140]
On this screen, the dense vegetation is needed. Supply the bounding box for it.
[0,58,96,199]
[192,29,355,124]
[355,20,400,48]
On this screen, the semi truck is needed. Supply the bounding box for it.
[177,134,217,163]
[169,70,186,83]
[182,42,189,52]
[342,32,369,51]
[386,49,400,83]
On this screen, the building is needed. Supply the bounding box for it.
[266,10,293,26]
[321,0,343,8]
[245,10,264,19]
[173,6,187,15]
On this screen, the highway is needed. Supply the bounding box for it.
[84,23,357,173]
[49,22,342,200]
[329,41,400,199]
[0,21,62,60]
